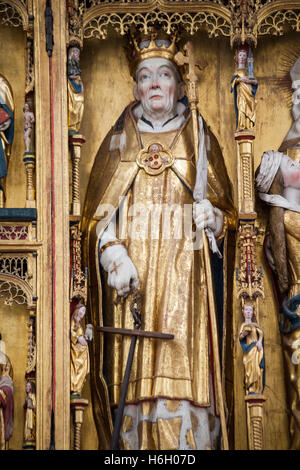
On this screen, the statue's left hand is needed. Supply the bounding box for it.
[85,324,93,341]
[193,199,224,238]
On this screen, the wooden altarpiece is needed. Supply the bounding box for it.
[0,0,300,450]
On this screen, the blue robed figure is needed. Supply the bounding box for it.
[0,74,14,201]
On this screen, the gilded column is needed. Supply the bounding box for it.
[232,43,266,450]
[51,0,71,450]
[33,0,53,450]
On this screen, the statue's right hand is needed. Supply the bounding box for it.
[0,118,11,132]
[78,335,87,346]
[100,244,139,297]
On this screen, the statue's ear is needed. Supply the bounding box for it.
[178,81,185,100]
[133,84,140,101]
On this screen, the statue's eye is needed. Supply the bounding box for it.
[140,73,151,81]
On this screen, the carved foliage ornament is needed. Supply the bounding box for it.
[0,255,36,307]
[75,1,300,47]
[0,0,32,30]
[0,279,28,305]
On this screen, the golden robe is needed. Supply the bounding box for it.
[82,102,236,449]
[239,322,264,395]
[23,392,36,444]
[68,77,84,134]
[231,68,257,131]
[70,317,90,395]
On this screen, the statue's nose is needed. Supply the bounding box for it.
[151,75,160,88]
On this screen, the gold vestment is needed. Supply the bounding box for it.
[239,322,264,395]
[24,392,36,443]
[231,68,256,131]
[70,317,90,395]
[68,78,84,133]
[82,103,236,449]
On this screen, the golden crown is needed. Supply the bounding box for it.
[128,29,178,79]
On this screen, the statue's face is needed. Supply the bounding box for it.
[134,58,184,117]
[77,306,86,319]
[243,305,253,320]
[237,49,247,66]
[280,156,300,189]
[70,47,80,61]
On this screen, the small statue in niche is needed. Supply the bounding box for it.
[23,380,36,448]
[67,45,84,135]
[0,74,14,206]
[0,351,14,450]
[70,302,93,397]
[239,302,265,395]
[23,102,35,153]
[231,44,258,132]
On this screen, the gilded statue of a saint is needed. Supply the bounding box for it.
[82,30,236,450]
[239,303,265,395]
[23,380,36,449]
[256,55,300,448]
[70,303,92,397]
[0,73,14,206]
[0,352,14,450]
[67,46,84,135]
[231,45,258,132]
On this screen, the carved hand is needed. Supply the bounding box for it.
[256,339,263,352]
[78,335,87,346]
[0,118,11,132]
[193,199,224,237]
[100,244,139,297]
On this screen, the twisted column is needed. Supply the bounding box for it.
[245,395,266,450]
[23,154,36,208]
[69,134,85,216]
[70,398,88,450]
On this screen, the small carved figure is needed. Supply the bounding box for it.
[0,74,14,205]
[0,352,14,450]
[23,102,35,153]
[67,46,84,134]
[239,303,265,395]
[231,45,258,131]
[23,380,36,448]
[70,302,92,396]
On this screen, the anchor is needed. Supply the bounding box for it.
[97,288,174,450]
